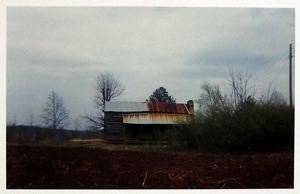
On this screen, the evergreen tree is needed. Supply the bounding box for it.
[147,87,176,103]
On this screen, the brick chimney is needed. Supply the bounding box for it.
[186,100,194,113]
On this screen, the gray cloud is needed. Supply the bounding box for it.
[7,7,295,127]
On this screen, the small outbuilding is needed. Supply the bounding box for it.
[103,100,194,142]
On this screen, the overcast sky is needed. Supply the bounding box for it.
[7,7,295,129]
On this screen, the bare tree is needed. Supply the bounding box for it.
[228,71,253,108]
[41,91,69,130]
[197,82,230,115]
[85,73,125,130]
[94,73,125,108]
[84,113,104,131]
[260,83,286,105]
[228,71,286,107]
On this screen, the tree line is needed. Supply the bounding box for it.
[8,71,294,152]
[169,72,294,153]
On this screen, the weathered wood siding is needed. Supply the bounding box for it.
[104,112,124,141]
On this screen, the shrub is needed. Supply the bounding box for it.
[168,81,294,153]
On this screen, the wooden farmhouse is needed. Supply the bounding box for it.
[103,100,194,142]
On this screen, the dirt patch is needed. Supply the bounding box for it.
[6,145,293,189]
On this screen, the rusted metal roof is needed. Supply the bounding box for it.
[147,103,190,114]
[104,101,148,112]
[123,113,191,124]
[104,101,193,114]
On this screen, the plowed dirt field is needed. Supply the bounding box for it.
[7,145,293,189]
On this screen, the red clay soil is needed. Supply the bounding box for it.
[6,145,293,189]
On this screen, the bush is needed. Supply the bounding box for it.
[170,104,294,153]
[168,81,294,153]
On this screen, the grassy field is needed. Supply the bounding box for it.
[8,139,171,152]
